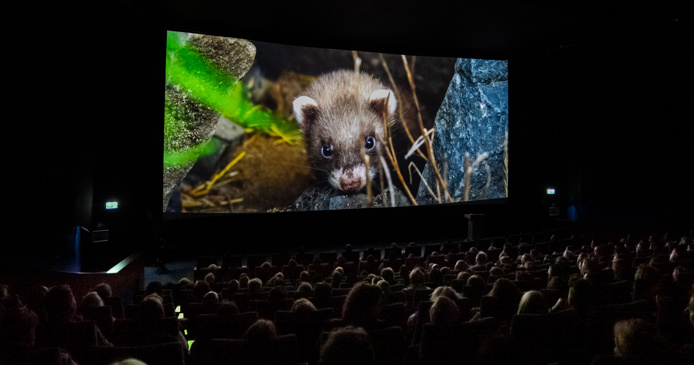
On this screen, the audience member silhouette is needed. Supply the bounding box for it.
[291,297,317,313]
[517,290,549,315]
[319,326,375,365]
[242,319,278,342]
[613,318,669,364]
[37,284,112,348]
[342,282,385,330]
[429,295,461,325]
[0,296,77,365]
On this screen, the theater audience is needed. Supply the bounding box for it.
[678,287,694,365]
[0,295,77,365]
[37,284,112,348]
[3,227,691,365]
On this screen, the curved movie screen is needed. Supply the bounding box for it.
[163,30,508,214]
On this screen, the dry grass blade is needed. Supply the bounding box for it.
[409,161,439,204]
[380,154,396,207]
[400,55,451,203]
[191,151,247,197]
[380,103,418,206]
[378,54,427,162]
[365,154,373,208]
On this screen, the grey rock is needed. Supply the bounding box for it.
[293,186,411,212]
[416,58,508,204]
[163,32,256,212]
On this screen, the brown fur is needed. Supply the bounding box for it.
[293,70,418,192]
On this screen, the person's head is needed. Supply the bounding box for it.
[177,277,194,289]
[239,274,249,288]
[216,301,240,319]
[43,284,77,324]
[109,359,148,365]
[268,286,288,303]
[272,272,285,284]
[319,326,375,365]
[243,319,277,341]
[428,266,443,285]
[611,255,630,281]
[228,279,240,293]
[429,295,460,325]
[79,291,104,310]
[409,267,425,286]
[342,282,383,327]
[248,278,263,294]
[634,263,661,298]
[454,260,469,272]
[291,298,317,313]
[204,272,216,285]
[613,318,661,358]
[467,274,485,288]
[296,282,314,298]
[489,266,504,277]
[193,280,211,301]
[456,271,471,283]
[202,291,219,310]
[376,279,391,294]
[0,304,39,348]
[93,282,112,300]
[299,270,310,283]
[430,286,459,302]
[314,281,332,300]
[380,267,395,284]
[517,290,549,315]
[475,251,488,266]
[488,278,521,303]
[146,281,163,296]
[138,294,165,320]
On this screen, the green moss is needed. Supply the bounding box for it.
[164,31,301,168]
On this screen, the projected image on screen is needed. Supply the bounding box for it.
[163,30,508,214]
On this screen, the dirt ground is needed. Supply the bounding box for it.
[180,132,316,213]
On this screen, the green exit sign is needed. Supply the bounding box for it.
[105,201,119,209]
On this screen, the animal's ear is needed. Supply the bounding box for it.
[369,89,397,119]
[293,96,319,128]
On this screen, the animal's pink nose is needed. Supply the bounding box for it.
[340,176,363,191]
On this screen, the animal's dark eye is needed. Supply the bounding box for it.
[321,145,333,159]
[365,136,376,151]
